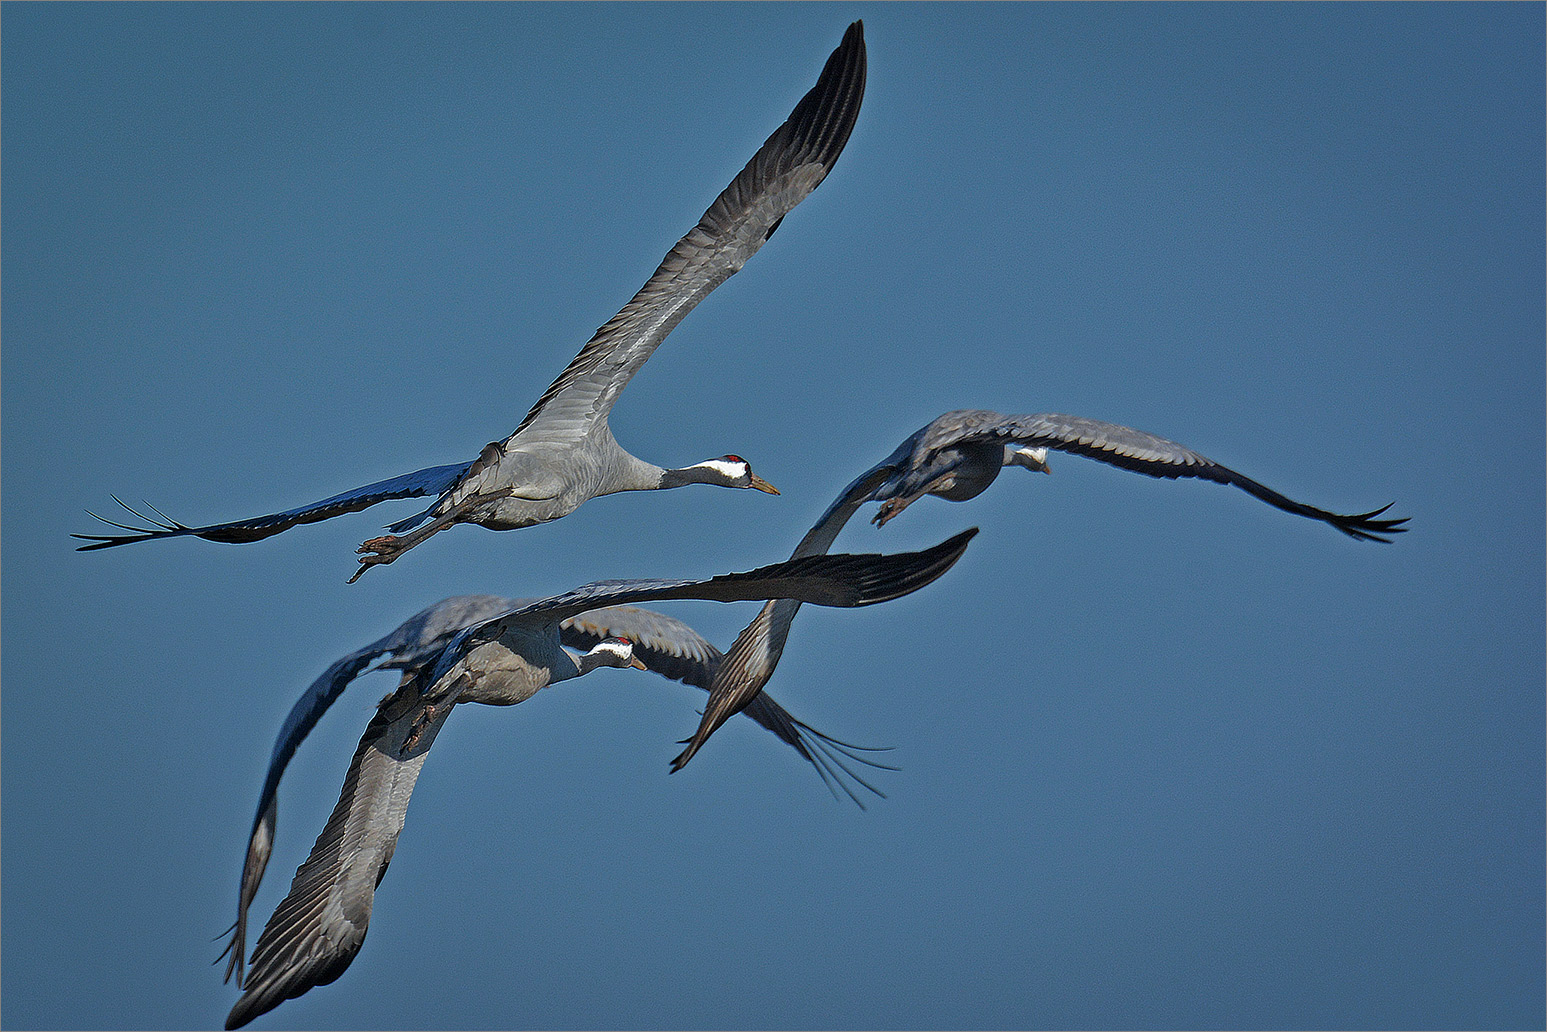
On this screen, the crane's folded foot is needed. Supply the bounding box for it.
[872,497,912,527]
[401,704,438,755]
[349,535,407,583]
[350,501,467,581]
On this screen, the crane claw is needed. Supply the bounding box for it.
[872,498,908,526]
[401,703,438,755]
[349,535,407,583]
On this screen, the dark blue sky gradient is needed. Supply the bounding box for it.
[4,5,1543,1029]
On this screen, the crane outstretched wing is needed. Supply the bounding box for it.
[458,527,977,656]
[224,687,454,1030]
[507,21,866,448]
[892,411,1407,542]
[561,606,893,807]
[217,595,518,987]
[74,461,472,550]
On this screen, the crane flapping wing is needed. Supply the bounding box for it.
[898,411,1408,542]
[507,21,867,446]
[217,595,518,987]
[462,526,978,652]
[74,461,472,550]
[560,606,893,807]
[224,687,454,1031]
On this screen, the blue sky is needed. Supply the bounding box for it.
[4,4,1543,1029]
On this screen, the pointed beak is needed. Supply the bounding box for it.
[630,656,649,671]
[749,474,780,495]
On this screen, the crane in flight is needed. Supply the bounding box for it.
[670,408,1408,771]
[219,528,973,1028]
[78,22,867,582]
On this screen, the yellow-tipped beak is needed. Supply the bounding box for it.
[749,474,780,495]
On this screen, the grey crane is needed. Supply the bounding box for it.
[221,528,973,1029]
[76,22,867,582]
[670,408,1408,770]
[220,594,894,994]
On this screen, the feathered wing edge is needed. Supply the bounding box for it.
[506,21,866,442]
[75,461,472,550]
[668,463,904,771]
[224,683,454,1030]
[214,652,372,988]
[560,606,895,807]
[946,412,1408,542]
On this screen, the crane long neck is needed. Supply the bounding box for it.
[657,462,724,489]
[601,444,724,492]
[575,650,614,675]
[574,641,636,676]
[552,649,589,681]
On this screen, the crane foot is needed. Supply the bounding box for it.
[401,704,438,755]
[349,535,406,583]
[872,498,909,526]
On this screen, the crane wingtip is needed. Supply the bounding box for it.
[669,739,702,772]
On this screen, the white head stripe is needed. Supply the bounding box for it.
[694,458,746,479]
[593,640,633,658]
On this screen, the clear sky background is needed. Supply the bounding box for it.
[4,4,1543,1030]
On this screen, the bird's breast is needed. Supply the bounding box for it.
[927,445,1005,502]
[454,634,562,706]
[471,491,581,530]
